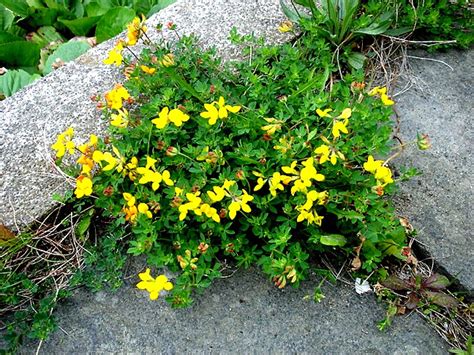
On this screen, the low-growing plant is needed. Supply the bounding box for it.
[48,18,429,307]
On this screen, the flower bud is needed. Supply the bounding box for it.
[417,133,431,150]
[166,146,178,156]
[278,20,293,33]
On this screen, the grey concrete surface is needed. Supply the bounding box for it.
[21,267,447,354]
[0,0,291,229]
[394,49,474,291]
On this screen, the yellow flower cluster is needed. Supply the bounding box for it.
[103,40,125,66]
[152,107,189,129]
[207,179,254,220]
[136,156,174,191]
[137,268,173,300]
[110,108,129,128]
[126,15,147,46]
[363,155,394,195]
[122,192,153,223]
[316,107,352,139]
[296,190,327,226]
[178,191,220,222]
[51,128,98,199]
[368,86,394,106]
[200,96,241,125]
[51,127,75,158]
[104,84,130,110]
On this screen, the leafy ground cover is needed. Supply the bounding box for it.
[0,0,175,98]
[1,0,473,353]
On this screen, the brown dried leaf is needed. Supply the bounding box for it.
[0,224,15,241]
[399,217,414,233]
[351,256,361,271]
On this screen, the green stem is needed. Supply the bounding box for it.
[164,68,204,103]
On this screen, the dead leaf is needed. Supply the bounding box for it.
[351,256,361,271]
[0,224,15,241]
[399,217,414,233]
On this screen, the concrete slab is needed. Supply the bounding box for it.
[21,267,447,354]
[0,0,290,229]
[394,49,474,291]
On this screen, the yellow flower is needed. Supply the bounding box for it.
[137,168,162,191]
[316,108,332,118]
[374,166,393,185]
[178,192,202,220]
[290,178,311,196]
[273,136,294,154]
[207,186,227,202]
[363,155,383,174]
[278,20,294,33]
[161,170,174,186]
[200,203,220,223]
[332,119,349,138]
[105,84,130,110]
[300,157,325,183]
[74,175,93,198]
[253,177,266,192]
[161,53,175,67]
[228,190,254,220]
[200,103,219,125]
[269,172,291,197]
[123,205,138,222]
[261,117,283,135]
[103,41,124,66]
[110,109,129,128]
[51,127,75,158]
[92,150,117,171]
[380,93,394,106]
[368,86,394,105]
[200,97,241,125]
[123,192,136,207]
[140,65,156,74]
[174,187,183,196]
[281,161,298,175]
[314,144,343,165]
[137,268,173,301]
[152,107,189,129]
[138,203,153,219]
[338,108,352,120]
[126,15,147,46]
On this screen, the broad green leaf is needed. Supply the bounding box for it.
[76,213,92,240]
[148,0,176,16]
[0,41,40,67]
[0,0,30,17]
[279,0,302,23]
[85,1,110,17]
[28,8,59,27]
[0,69,40,96]
[346,51,365,70]
[0,31,22,44]
[43,40,91,74]
[384,26,412,36]
[320,234,347,247]
[0,4,14,31]
[59,16,101,36]
[26,0,45,8]
[95,7,135,43]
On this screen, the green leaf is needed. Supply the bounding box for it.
[320,234,347,247]
[0,0,30,17]
[0,41,40,67]
[0,4,14,31]
[346,52,366,70]
[0,69,40,96]
[28,8,59,27]
[0,31,22,44]
[85,1,111,17]
[59,16,101,36]
[279,0,302,23]
[76,212,93,240]
[148,0,176,17]
[95,7,135,43]
[43,40,91,74]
